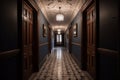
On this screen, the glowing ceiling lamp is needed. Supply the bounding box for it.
[57,29,61,32]
[57,29,61,34]
[56,7,64,21]
[56,14,64,21]
[58,31,61,34]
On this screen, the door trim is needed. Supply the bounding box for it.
[81,0,97,79]
[21,0,39,79]
[48,27,52,53]
[69,26,73,53]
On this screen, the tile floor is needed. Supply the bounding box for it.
[32,47,92,80]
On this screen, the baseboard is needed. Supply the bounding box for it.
[83,71,94,80]
[29,72,38,80]
[70,53,81,68]
[38,54,49,69]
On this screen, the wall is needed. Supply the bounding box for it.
[0,0,18,51]
[0,0,20,80]
[98,0,119,80]
[51,31,54,49]
[67,0,120,80]
[0,0,50,79]
[38,9,49,68]
[65,30,69,49]
[67,11,82,67]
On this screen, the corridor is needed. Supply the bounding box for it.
[31,47,92,80]
[0,0,119,80]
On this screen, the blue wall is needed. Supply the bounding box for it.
[38,9,49,68]
[67,0,120,80]
[69,11,82,67]
[39,45,49,67]
[71,45,81,66]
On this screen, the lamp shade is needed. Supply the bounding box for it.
[56,14,64,21]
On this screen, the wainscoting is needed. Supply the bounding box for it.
[39,43,49,69]
[0,49,21,80]
[97,48,119,80]
[71,43,81,68]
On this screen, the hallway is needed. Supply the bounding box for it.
[0,0,119,80]
[31,47,92,80]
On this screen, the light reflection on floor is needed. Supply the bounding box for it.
[33,47,92,80]
[56,48,62,80]
[56,48,62,60]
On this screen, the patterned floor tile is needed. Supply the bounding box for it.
[32,47,92,80]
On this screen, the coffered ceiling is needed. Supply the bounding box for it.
[35,0,83,31]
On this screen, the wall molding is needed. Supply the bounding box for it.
[0,49,20,59]
[25,0,39,11]
[80,0,93,12]
[70,53,81,68]
[97,48,119,56]
[72,42,81,46]
[39,42,48,47]
[39,54,49,69]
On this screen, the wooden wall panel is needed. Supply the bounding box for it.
[97,48,119,80]
[98,0,119,79]
[0,49,20,80]
[0,0,21,80]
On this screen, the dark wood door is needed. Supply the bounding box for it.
[48,27,51,53]
[69,27,72,53]
[23,2,33,80]
[86,3,96,78]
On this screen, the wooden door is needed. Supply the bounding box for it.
[23,2,33,80]
[86,3,96,78]
[69,27,72,53]
[48,27,51,53]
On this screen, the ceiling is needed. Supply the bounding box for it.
[35,0,83,31]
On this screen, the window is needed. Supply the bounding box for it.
[57,34,62,43]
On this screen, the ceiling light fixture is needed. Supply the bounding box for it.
[57,29,61,34]
[57,29,61,32]
[56,7,64,21]
[58,31,61,34]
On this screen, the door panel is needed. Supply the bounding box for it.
[48,27,51,53]
[86,3,96,78]
[23,2,33,80]
[69,27,72,53]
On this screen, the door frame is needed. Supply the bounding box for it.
[48,26,52,53]
[20,0,39,79]
[54,31,64,47]
[69,25,73,53]
[81,0,97,79]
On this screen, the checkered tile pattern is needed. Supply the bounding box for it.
[33,47,91,80]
